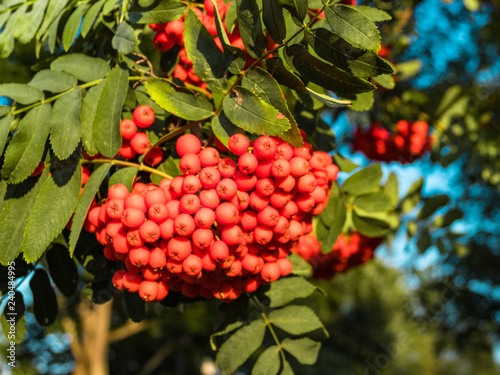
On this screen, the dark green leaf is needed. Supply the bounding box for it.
[285,44,376,96]
[289,253,312,277]
[112,21,138,55]
[2,104,52,183]
[236,0,268,59]
[0,113,13,157]
[277,0,308,26]
[36,0,70,41]
[30,269,58,325]
[93,65,128,157]
[418,194,450,220]
[49,88,83,160]
[81,82,104,156]
[333,153,359,173]
[81,0,106,37]
[124,291,146,322]
[127,0,187,24]
[252,346,280,375]
[2,292,27,343]
[265,276,318,308]
[401,178,424,213]
[216,319,266,375]
[108,167,138,192]
[184,10,227,93]
[51,54,110,83]
[416,228,432,253]
[69,163,111,255]
[212,112,243,148]
[342,163,382,197]
[355,5,392,22]
[0,172,48,265]
[354,192,393,212]
[352,211,390,237]
[324,4,381,52]
[46,244,78,296]
[305,28,394,79]
[223,86,291,136]
[264,57,308,94]
[383,172,399,206]
[268,305,326,336]
[23,165,82,263]
[0,83,44,105]
[13,0,48,44]
[145,78,214,121]
[63,4,88,52]
[434,208,463,228]
[210,321,244,351]
[282,338,320,365]
[29,70,78,93]
[318,185,346,252]
[263,0,286,44]
[150,157,180,185]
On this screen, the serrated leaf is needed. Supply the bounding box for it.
[333,153,359,173]
[305,28,394,79]
[268,305,326,336]
[81,0,106,37]
[285,44,375,96]
[112,21,138,55]
[28,70,78,93]
[277,0,308,26]
[210,321,244,351]
[212,112,243,147]
[0,172,48,265]
[264,57,308,94]
[0,113,13,157]
[63,4,87,52]
[216,319,266,375]
[69,163,111,255]
[145,78,214,121]
[30,269,58,325]
[263,0,286,44]
[325,4,381,52]
[265,276,318,308]
[342,163,382,197]
[354,192,393,212]
[223,86,291,136]
[1,292,26,343]
[127,0,187,23]
[2,104,51,183]
[47,12,62,53]
[93,65,128,157]
[318,185,346,252]
[81,82,104,156]
[418,194,450,220]
[51,54,110,83]
[184,10,227,93]
[36,0,70,41]
[282,338,320,365]
[108,167,138,192]
[49,89,83,160]
[355,5,392,22]
[384,172,399,206]
[352,211,390,237]
[0,83,44,105]
[236,0,268,59]
[289,253,312,277]
[46,244,78,296]
[13,0,48,44]
[252,346,280,375]
[0,5,26,59]
[23,165,82,263]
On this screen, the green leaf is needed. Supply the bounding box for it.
[383,172,399,206]
[354,192,393,212]
[13,0,48,44]
[49,88,83,160]
[236,0,268,59]
[318,185,346,252]
[265,276,318,308]
[23,165,82,263]
[282,338,320,365]
[184,10,227,93]
[69,163,111,255]
[289,253,312,277]
[210,321,244,351]
[263,0,286,44]
[93,64,128,157]
[0,113,13,157]
[63,4,87,52]
[212,112,243,148]
[51,54,111,83]
[112,21,138,55]
[46,244,78,296]
[108,167,138,192]
[285,44,376,96]
[216,319,266,375]
[150,157,180,185]
[324,4,381,52]
[81,82,104,156]
[281,360,294,375]
[401,177,424,213]
[47,12,63,54]
[0,106,11,117]
[355,5,392,22]
[0,5,25,59]
[349,91,374,111]
[434,208,463,228]
[145,78,214,121]
[36,0,70,41]
[352,211,390,237]
[342,163,382,197]
[264,57,308,94]
[30,269,58,325]
[372,74,395,89]
[127,0,187,24]
[0,83,44,105]
[252,346,280,375]
[268,305,326,336]
[81,0,106,37]
[2,104,51,183]
[418,194,450,220]
[124,292,146,322]
[1,292,27,343]
[333,153,359,173]
[277,0,308,26]
[223,86,291,136]
[0,172,48,265]
[28,70,78,93]
[305,28,394,79]
[416,228,432,253]
[306,87,351,108]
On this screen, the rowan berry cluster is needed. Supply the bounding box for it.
[292,231,382,280]
[353,120,433,163]
[84,132,339,303]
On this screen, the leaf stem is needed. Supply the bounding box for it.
[81,158,173,179]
